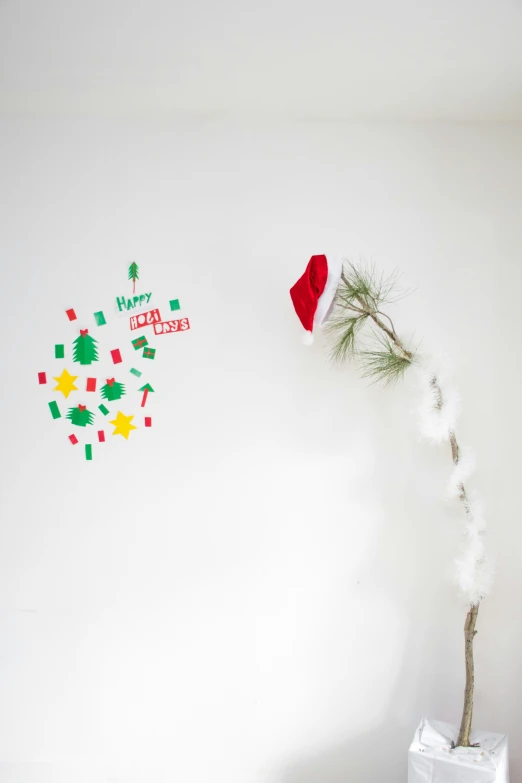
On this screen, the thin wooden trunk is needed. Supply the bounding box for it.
[456,603,479,747]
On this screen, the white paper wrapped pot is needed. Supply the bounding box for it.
[408,718,509,783]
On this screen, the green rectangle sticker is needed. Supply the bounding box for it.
[48,400,61,419]
[85,444,92,461]
[98,404,109,416]
[130,367,142,378]
[55,344,65,359]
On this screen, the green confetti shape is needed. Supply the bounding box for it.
[85,444,92,461]
[169,299,180,311]
[55,344,65,359]
[98,404,109,416]
[48,400,61,419]
[94,311,106,326]
[130,367,142,378]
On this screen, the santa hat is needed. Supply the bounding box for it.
[290,254,343,344]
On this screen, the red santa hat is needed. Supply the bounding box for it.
[290,254,343,344]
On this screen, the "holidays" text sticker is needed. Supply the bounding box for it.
[153,318,190,335]
[129,309,162,330]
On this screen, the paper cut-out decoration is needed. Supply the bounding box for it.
[101,378,126,402]
[130,367,142,378]
[129,308,161,330]
[55,344,65,359]
[145,416,152,427]
[66,404,94,427]
[73,329,99,365]
[141,388,149,407]
[48,400,61,419]
[94,311,106,326]
[109,411,137,439]
[66,308,77,321]
[132,335,148,350]
[53,368,79,398]
[85,444,93,461]
[153,318,190,335]
[143,347,156,360]
[98,430,105,442]
[98,403,109,416]
[69,434,78,445]
[128,262,139,294]
[38,372,47,385]
[169,299,180,311]
[110,348,122,364]
[86,377,97,392]
[117,293,152,313]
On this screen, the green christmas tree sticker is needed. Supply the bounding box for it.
[128,262,139,294]
[66,404,94,427]
[73,329,99,365]
[101,378,126,402]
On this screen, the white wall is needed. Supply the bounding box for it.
[1,118,522,783]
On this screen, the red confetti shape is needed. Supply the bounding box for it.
[66,308,77,321]
[38,372,47,384]
[68,434,78,445]
[98,430,105,442]
[145,416,152,427]
[110,349,122,364]
[141,388,148,407]
[86,377,96,392]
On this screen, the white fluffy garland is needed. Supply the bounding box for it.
[417,354,461,443]
[417,356,494,605]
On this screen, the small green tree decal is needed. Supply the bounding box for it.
[128,262,139,294]
[101,378,126,402]
[66,404,94,427]
[72,330,99,365]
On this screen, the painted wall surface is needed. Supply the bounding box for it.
[1,119,522,783]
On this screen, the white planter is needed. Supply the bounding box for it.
[408,718,509,783]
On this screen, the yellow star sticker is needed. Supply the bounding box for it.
[109,411,137,440]
[53,368,79,398]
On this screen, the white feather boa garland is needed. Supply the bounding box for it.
[417,355,494,605]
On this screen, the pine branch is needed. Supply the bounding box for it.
[339,262,402,312]
[360,332,412,386]
[328,261,414,377]
[325,314,366,362]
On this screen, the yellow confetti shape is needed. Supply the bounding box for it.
[53,368,79,399]
[109,411,137,440]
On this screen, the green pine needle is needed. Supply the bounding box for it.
[360,333,412,386]
[338,261,401,314]
[325,314,366,363]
